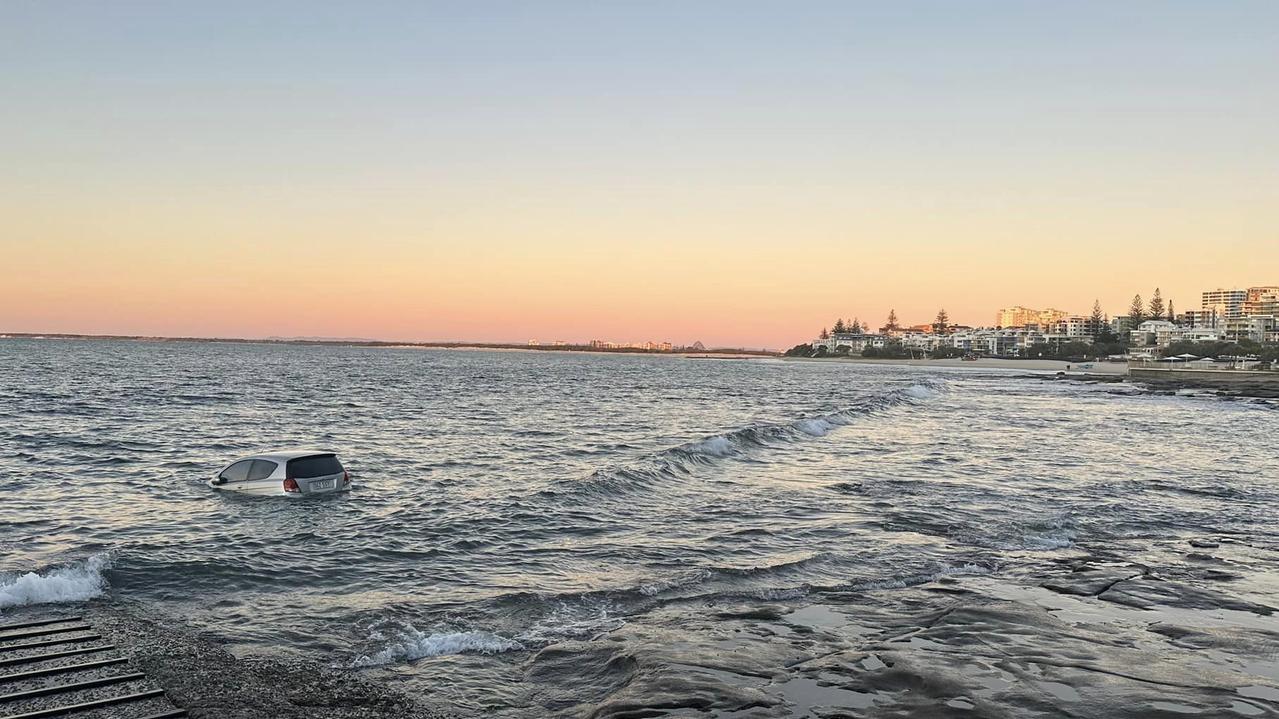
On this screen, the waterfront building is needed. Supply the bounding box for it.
[949,327,1038,356]
[1243,287,1279,317]
[1130,320,1179,348]
[1199,285,1278,341]
[1202,288,1248,321]
[1178,326,1224,343]
[1048,316,1092,339]
[1130,320,1225,348]
[1111,316,1136,335]
[900,332,943,353]
[811,331,888,354]
[1183,309,1219,329]
[996,306,1070,329]
[1223,315,1278,344]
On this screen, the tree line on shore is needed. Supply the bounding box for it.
[786,290,1277,362]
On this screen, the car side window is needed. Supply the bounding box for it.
[220,460,253,482]
[248,460,277,481]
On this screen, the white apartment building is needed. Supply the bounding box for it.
[1130,320,1226,348]
[899,332,944,353]
[1048,316,1093,339]
[949,328,1042,356]
[1183,309,1219,329]
[810,332,887,354]
[1130,320,1179,348]
[1202,288,1247,321]
[1223,316,1277,344]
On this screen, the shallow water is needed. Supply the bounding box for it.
[2,340,1278,717]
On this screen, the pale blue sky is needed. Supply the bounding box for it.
[3,2,1277,344]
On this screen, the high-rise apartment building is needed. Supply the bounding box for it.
[1201,288,1247,321]
[1243,286,1279,317]
[996,306,1069,328]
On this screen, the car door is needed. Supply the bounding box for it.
[245,459,279,493]
[218,460,253,487]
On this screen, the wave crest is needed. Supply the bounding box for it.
[556,380,945,498]
[354,627,523,667]
[0,553,111,608]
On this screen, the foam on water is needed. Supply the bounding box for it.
[0,553,110,608]
[354,627,524,667]
[902,383,938,400]
[843,563,995,592]
[561,379,947,497]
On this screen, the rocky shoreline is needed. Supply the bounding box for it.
[0,602,456,719]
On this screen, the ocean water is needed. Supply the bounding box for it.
[3,340,1278,717]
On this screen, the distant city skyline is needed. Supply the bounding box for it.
[3,2,1277,348]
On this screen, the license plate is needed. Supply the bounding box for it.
[310,479,336,491]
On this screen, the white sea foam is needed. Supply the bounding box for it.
[354,627,523,667]
[852,563,993,591]
[518,596,626,645]
[902,384,938,400]
[0,554,110,609]
[1016,530,1076,551]
[756,587,809,601]
[794,418,836,436]
[685,436,734,457]
[638,569,713,597]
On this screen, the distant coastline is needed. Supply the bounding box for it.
[782,355,1129,374]
[0,332,778,358]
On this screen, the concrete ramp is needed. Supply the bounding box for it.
[0,615,184,719]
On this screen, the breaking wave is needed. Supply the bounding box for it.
[0,554,111,608]
[554,381,944,497]
[354,627,524,667]
[836,562,996,592]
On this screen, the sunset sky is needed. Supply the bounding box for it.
[3,1,1276,348]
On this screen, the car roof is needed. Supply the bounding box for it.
[236,449,337,463]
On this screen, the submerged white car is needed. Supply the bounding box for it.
[209,450,351,496]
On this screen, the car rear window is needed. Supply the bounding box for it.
[287,454,343,478]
